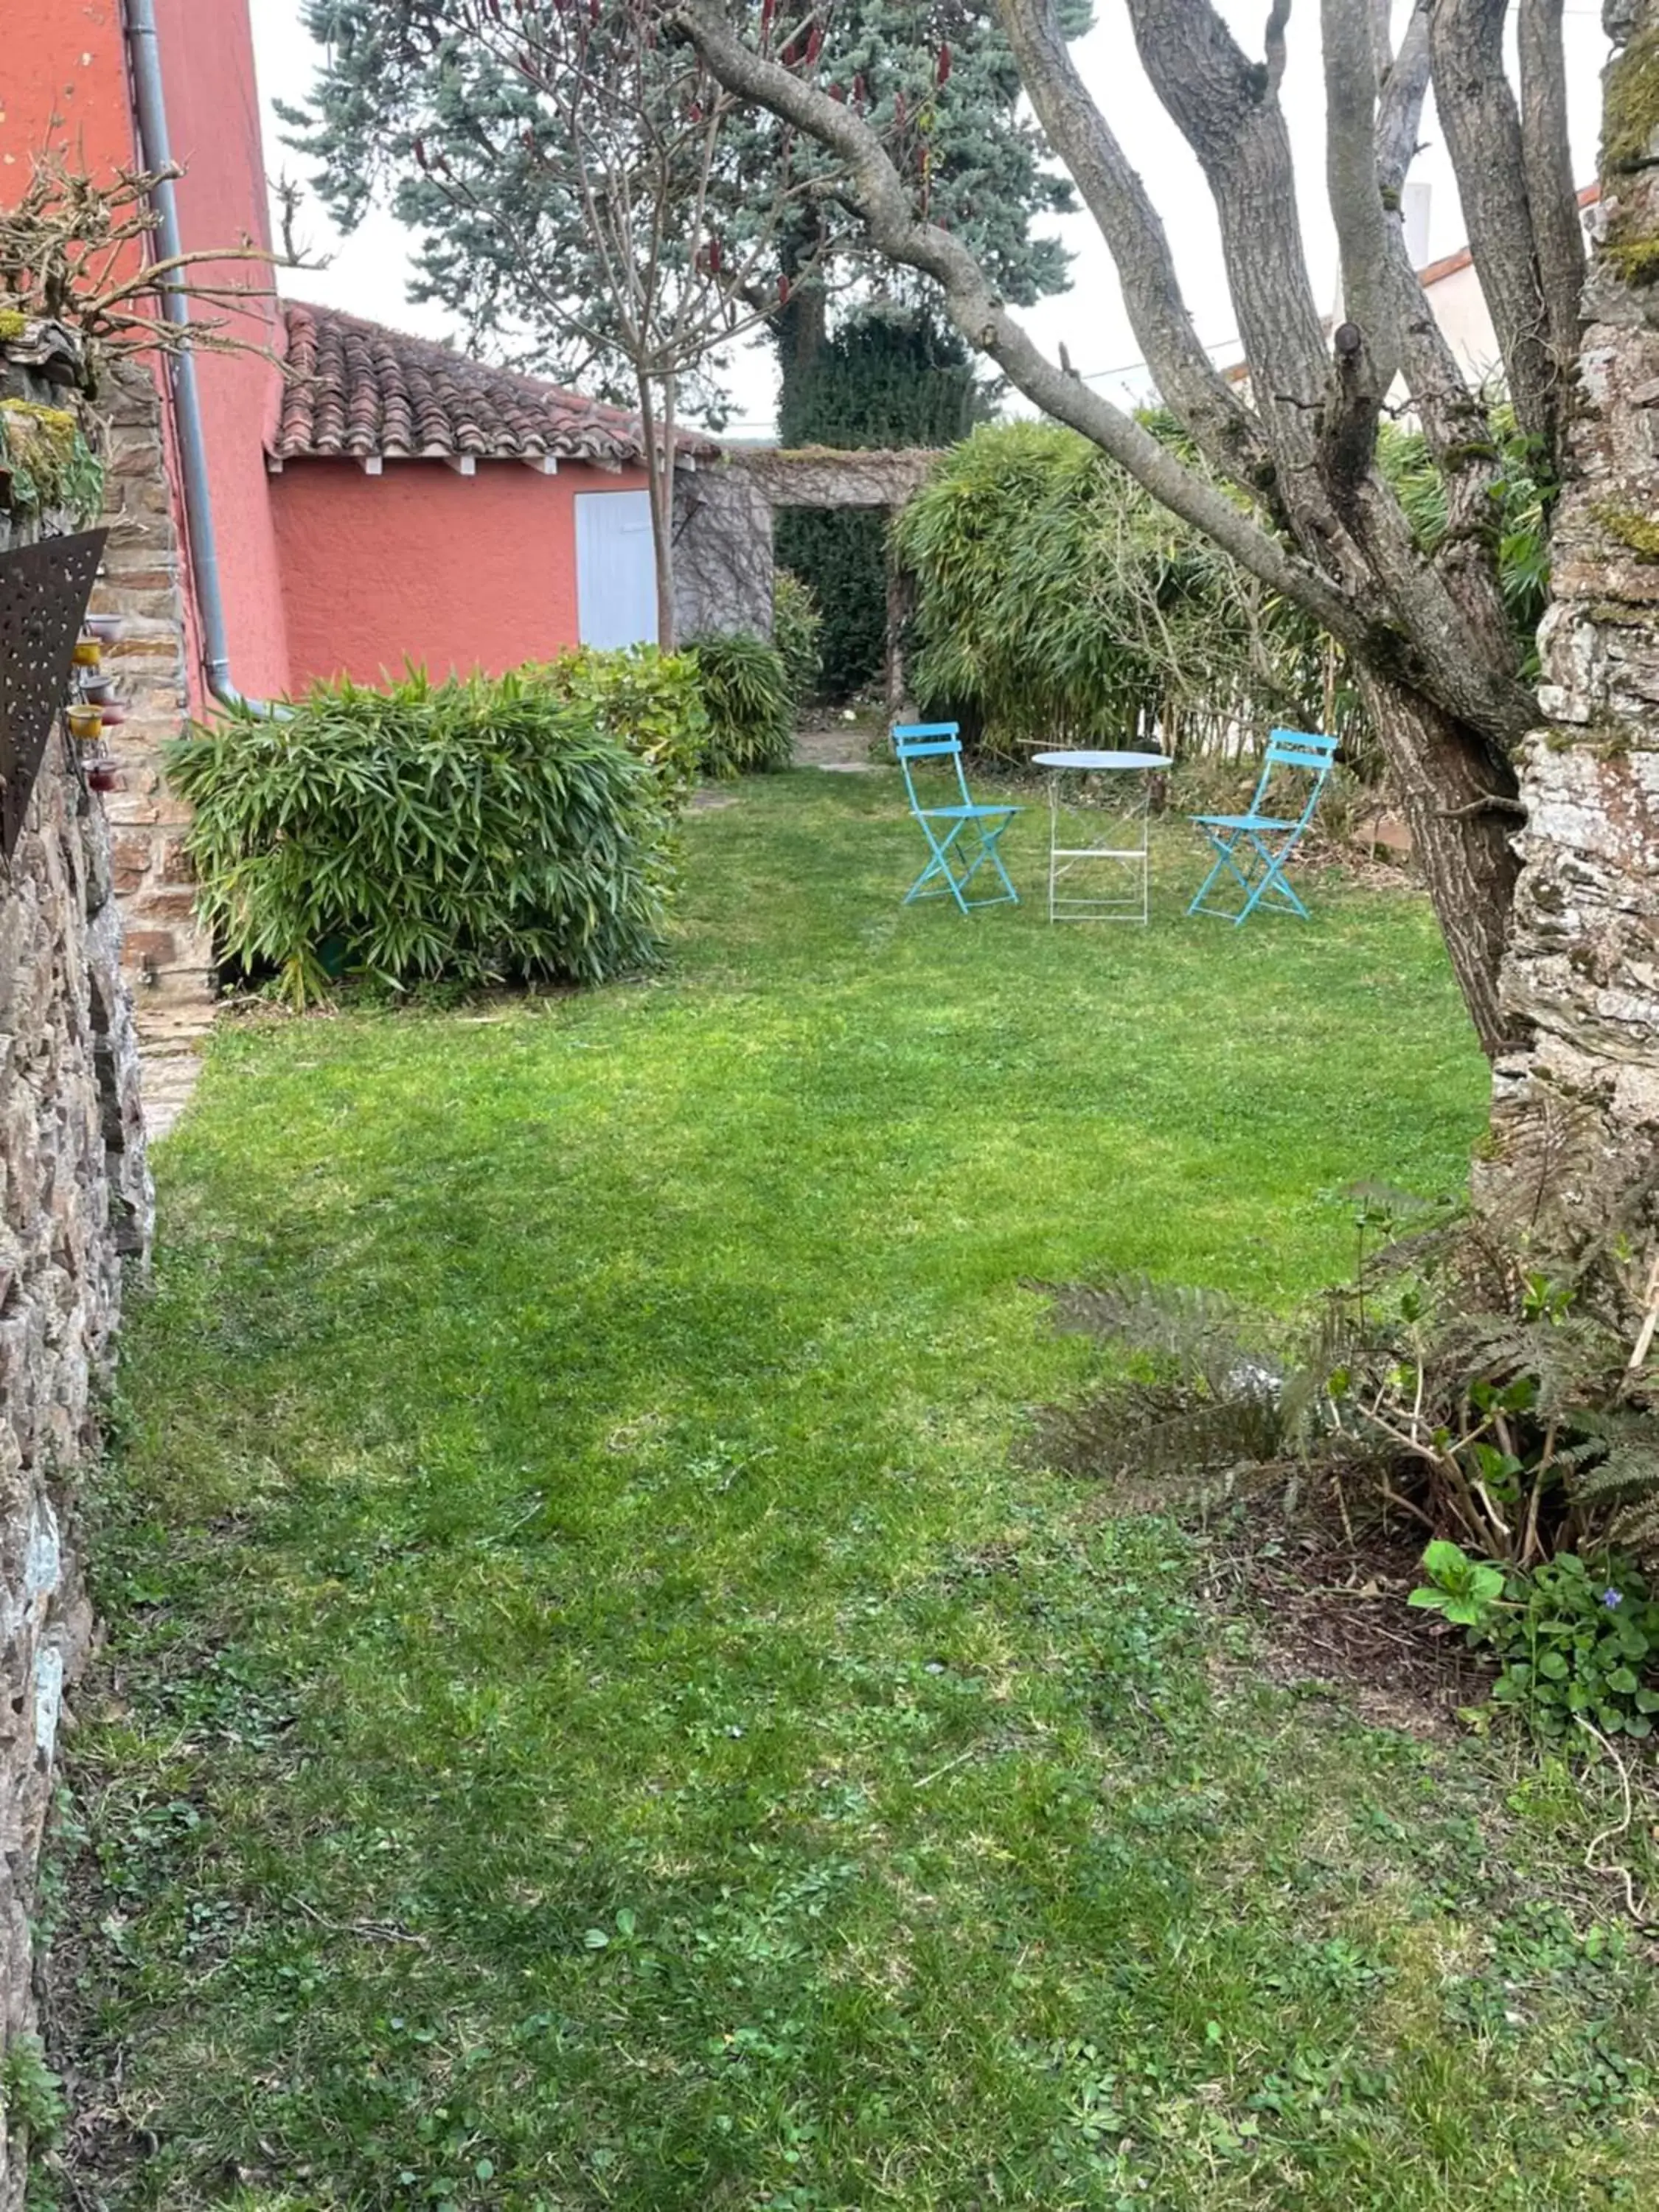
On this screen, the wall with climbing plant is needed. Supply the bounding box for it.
[0,324,150,2211]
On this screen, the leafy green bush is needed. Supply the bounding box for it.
[1412,1542,1659,1740]
[532,644,709,800]
[894,420,1329,762]
[686,631,794,778]
[1038,1203,1658,1571]
[772,568,823,710]
[167,667,680,1007]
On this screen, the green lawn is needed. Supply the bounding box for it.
[66,771,1659,2209]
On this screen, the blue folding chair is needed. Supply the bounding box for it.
[1187,728,1338,925]
[892,723,1022,914]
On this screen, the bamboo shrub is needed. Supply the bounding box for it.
[893,422,1332,765]
[167,667,689,1006]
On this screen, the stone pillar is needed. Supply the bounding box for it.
[1481,1,1659,1327]
[90,361,214,1018]
[673,461,776,640]
[0,341,153,2211]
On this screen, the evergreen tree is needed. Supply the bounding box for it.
[284,1,1091,418]
[776,307,992,698]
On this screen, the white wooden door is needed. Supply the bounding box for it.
[575,490,657,648]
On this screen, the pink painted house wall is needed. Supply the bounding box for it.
[153,0,291,706]
[272,459,650,686]
[4,1,670,704]
[2,0,289,709]
[0,3,136,186]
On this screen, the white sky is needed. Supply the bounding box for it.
[246,0,1611,436]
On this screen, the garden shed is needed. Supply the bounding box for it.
[266,305,724,685]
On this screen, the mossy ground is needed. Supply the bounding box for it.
[60,772,1659,2210]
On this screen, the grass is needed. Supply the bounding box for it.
[60,771,1659,2209]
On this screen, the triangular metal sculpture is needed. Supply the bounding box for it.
[0,528,108,860]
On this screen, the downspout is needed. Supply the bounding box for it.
[123,0,280,716]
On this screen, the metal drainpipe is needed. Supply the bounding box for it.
[123,0,280,716]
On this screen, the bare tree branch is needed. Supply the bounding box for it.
[1429,0,1557,451]
[1322,0,1399,400]
[1377,4,1432,201]
[995,0,1276,504]
[1264,0,1293,95]
[1518,0,1586,387]
[1122,0,1329,471]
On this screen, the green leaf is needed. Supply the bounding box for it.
[1422,1540,1471,1586]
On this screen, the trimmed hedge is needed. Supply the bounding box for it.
[167,667,684,1007]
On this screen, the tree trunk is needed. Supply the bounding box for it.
[638,371,678,653]
[1475,0,1659,1325]
[1357,672,1523,1060]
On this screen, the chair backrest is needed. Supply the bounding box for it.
[893,721,973,814]
[1249,728,1338,827]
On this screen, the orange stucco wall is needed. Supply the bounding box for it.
[0,2,135,184]
[1,0,291,706]
[271,459,651,686]
[153,0,291,703]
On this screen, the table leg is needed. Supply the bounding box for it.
[1048,771,1060,923]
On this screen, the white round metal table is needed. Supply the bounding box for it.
[1031,750,1171,922]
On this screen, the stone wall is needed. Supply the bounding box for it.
[672,447,939,700]
[91,362,213,1017]
[1483,2,1659,1321]
[674,462,776,641]
[0,351,152,2207]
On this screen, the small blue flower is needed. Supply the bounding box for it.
[1601,1587,1624,1610]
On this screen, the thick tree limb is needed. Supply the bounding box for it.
[1376,4,1431,204]
[994,0,1276,504]
[671,0,1362,640]
[1429,0,1557,451]
[1360,0,1522,683]
[1122,0,1330,470]
[1121,0,1531,740]
[1360,672,1520,1057]
[1518,0,1586,388]
[1264,0,1292,94]
[1323,0,1399,397]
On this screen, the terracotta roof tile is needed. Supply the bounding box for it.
[272,303,719,467]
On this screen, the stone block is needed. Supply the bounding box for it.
[133,890,198,924]
[122,928,177,964]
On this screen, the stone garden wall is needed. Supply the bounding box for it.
[0,339,152,2206]
[92,362,214,1015]
[1483,14,1659,1317]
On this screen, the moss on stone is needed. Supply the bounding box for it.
[1586,599,1655,627]
[0,309,29,345]
[0,400,102,521]
[1602,233,1659,286]
[1596,501,1659,558]
[1604,24,1659,173]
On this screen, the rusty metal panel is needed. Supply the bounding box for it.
[0,529,107,862]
